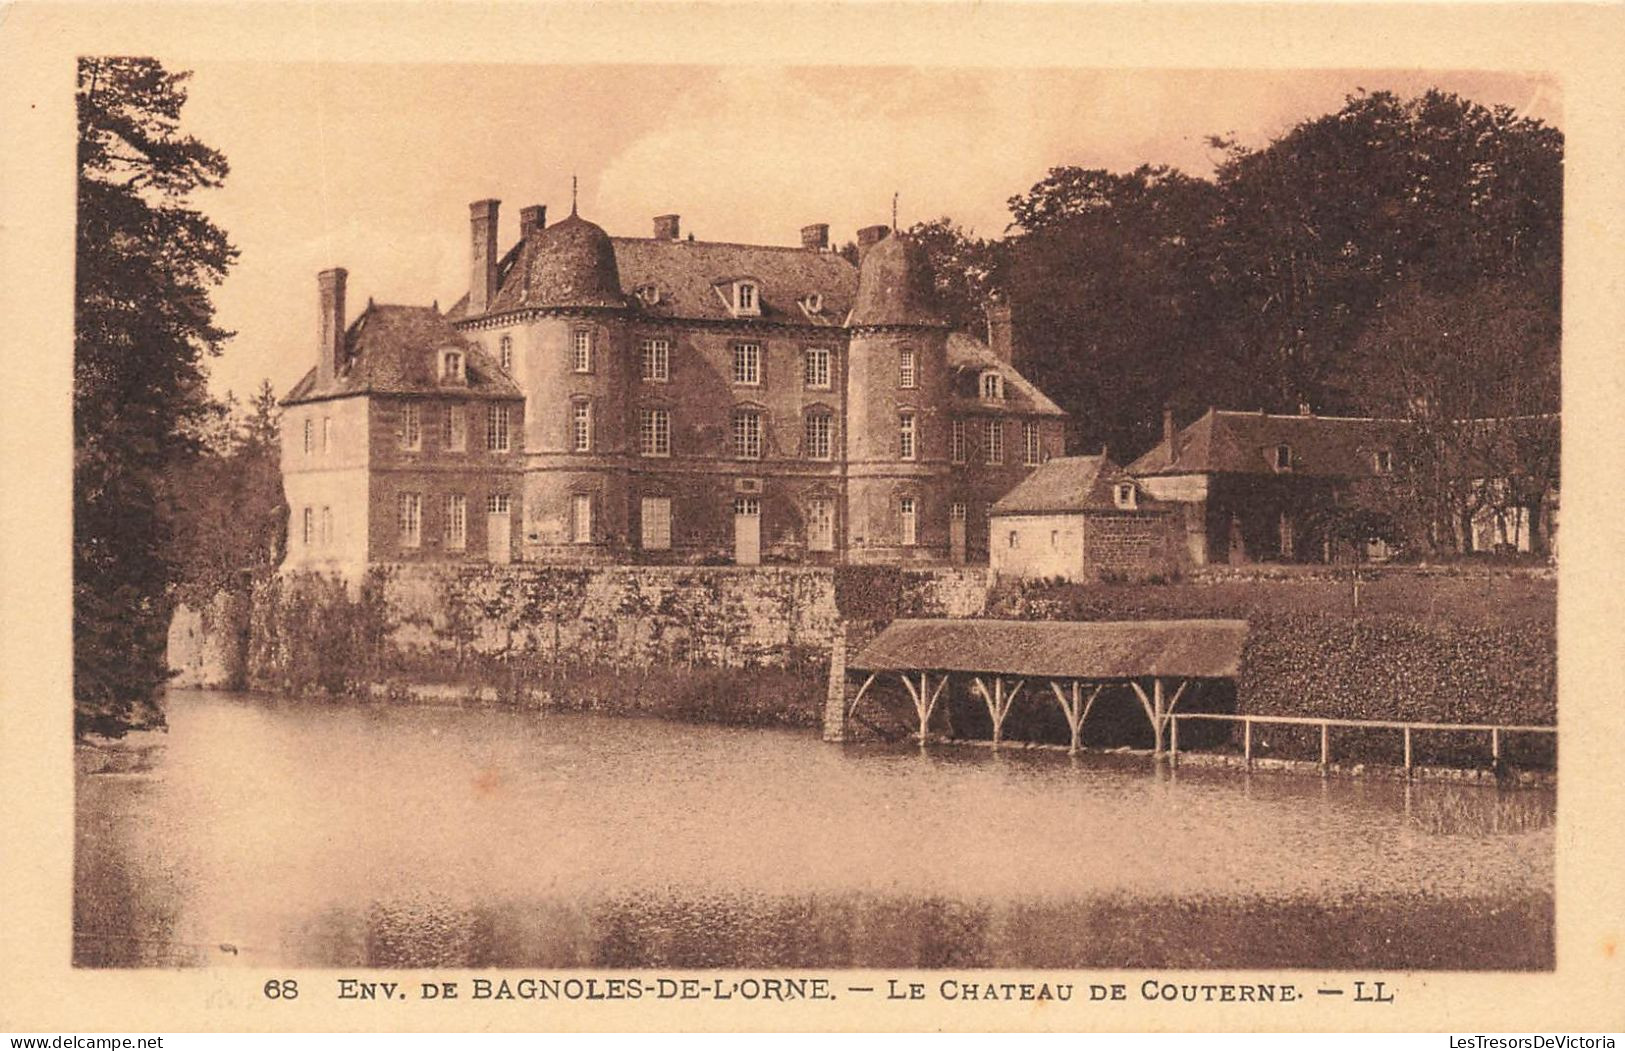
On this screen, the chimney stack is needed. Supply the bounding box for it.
[856,224,890,253]
[653,214,680,240]
[317,268,348,388]
[469,199,500,315]
[986,297,1014,364]
[801,223,830,251]
[519,204,547,240]
[1163,407,1179,464]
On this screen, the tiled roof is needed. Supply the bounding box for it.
[849,618,1249,680]
[1128,409,1407,478]
[283,304,521,405]
[991,455,1141,515]
[946,332,1067,417]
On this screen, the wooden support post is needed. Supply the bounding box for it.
[1243,718,1253,766]
[1169,714,1180,765]
[1403,726,1413,774]
[918,671,931,744]
[1319,722,1330,770]
[1153,679,1166,756]
[1491,727,1501,762]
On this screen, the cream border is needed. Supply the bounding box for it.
[1,1,1621,1033]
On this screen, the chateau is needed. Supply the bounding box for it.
[281,199,1066,572]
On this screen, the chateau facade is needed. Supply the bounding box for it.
[282,199,1066,572]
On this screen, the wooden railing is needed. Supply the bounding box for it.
[1168,711,1556,771]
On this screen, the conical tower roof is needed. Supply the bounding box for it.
[848,231,949,328]
[516,211,625,310]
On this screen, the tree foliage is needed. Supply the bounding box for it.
[76,57,237,736]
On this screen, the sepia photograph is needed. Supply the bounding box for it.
[72,58,1562,973]
[4,0,1623,1037]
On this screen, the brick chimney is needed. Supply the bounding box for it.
[469,199,500,315]
[986,298,1014,364]
[653,214,680,240]
[317,268,347,388]
[519,204,546,239]
[801,223,829,251]
[1164,407,1179,465]
[856,225,890,260]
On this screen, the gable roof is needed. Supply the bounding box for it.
[1128,409,1406,478]
[849,618,1248,680]
[991,455,1146,515]
[283,304,522,405]
[946,332,1066,417]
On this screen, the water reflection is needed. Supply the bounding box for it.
[75,691,1554,970]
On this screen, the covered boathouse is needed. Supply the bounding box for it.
[831,618,1248,752]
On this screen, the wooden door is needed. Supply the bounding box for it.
[733,496,761,566]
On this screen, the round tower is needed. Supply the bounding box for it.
[507,210,632,562]
[843,230,953,563]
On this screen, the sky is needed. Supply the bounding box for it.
[171,63,1561,404]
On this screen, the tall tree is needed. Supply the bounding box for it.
[901,217,1005,336]
[76,57,236,736]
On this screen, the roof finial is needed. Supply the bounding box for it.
[892,192,899,231]
[571,174,578,217]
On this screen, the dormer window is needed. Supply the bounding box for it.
[981,371,1004,401]
[636,284,663,306]
[802,292,823,314]
[1372,448,1394,474]
[441,350,465,383]
[1274,443,1293,471]
[734,280,760,317]
[1114,482,1138,510]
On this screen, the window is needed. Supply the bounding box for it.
[486,493,510,514]
[303,418,313,455]
[981,371,1004,401]
[804,347,831,389]
[639,408,670,457]
[1274,443,1293,471]
[950,501,967,521]
[899,348,917,389]
[640,496,672,551]
[1051,530,1060,549]
[732,342,761,386]
[572,329,593,373]
[1023,421,1042,466]
[734,495,761,517]
[441,350,464,382]
[735,281,759,316]
[486,404,511,452]
[900,497,917,546]
[401,404,422,450]
[445,494,467,549]
[899,411,916,461]
[733,409,763,460]
[984,419,1004,464]
[1008,530,1019,549]
[951,419,967,464]
[1373,449,1393,474]
[571,493,592,544]
[320,506,333,546]
[1114,482,1138,510]
[302,506,314,547]
[445,405,467,451]
[398,493,422,548]
[498,335,513,373]
[807,497,834,552]
[321,417,332,454]
[571,400,593,452]
[641,338,670,382]
[805,410,833,461]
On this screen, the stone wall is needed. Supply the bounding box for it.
[1082,512,1183,579]
[165,591,250,688]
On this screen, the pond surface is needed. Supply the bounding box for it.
[75,690,1554,969]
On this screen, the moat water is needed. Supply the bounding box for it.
[75,690,1555,969]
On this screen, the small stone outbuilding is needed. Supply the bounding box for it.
[988,454,1182,582]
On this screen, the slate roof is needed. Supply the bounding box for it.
[849,618,1249,680]
[283,304,521,405]
[448,227,859,325]
[945,332,1067,417]
[990,455,1145,515]
[1128,409,1407,478]
[848,232,950,328]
